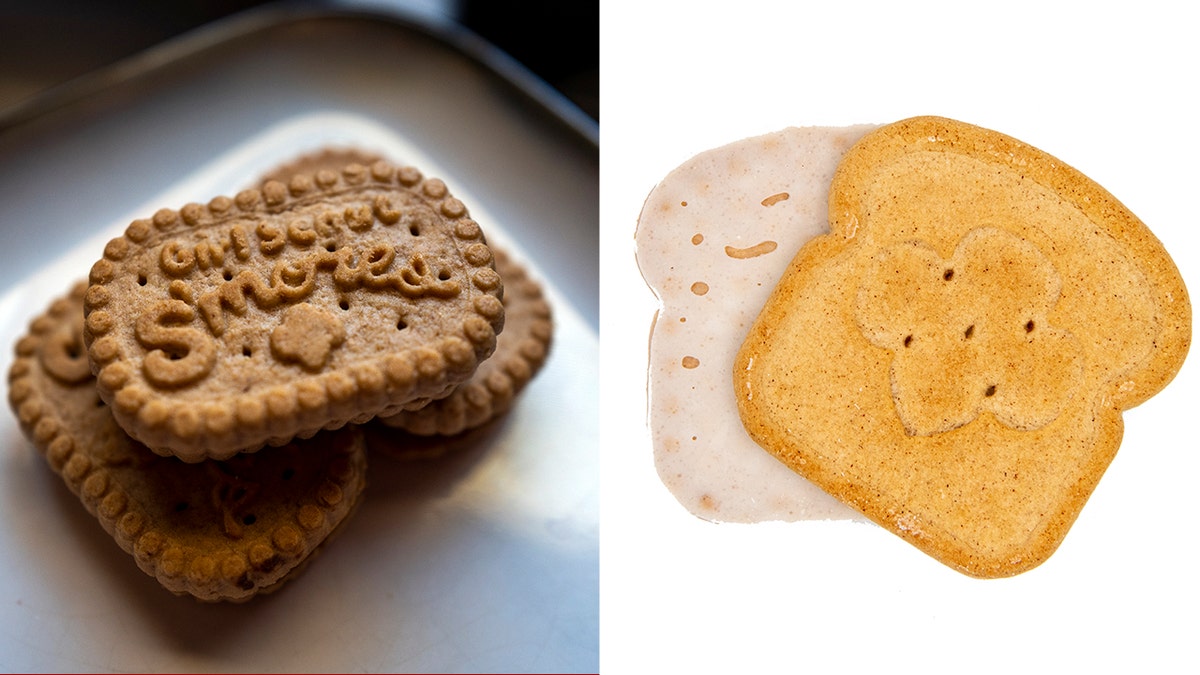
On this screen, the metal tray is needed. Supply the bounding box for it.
[0,6,597,672]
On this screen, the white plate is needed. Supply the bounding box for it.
[0,113,598,672]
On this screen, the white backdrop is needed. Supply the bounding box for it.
[600,1,1198,672]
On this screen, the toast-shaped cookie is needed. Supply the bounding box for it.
[734,116,1190,577]
[9,282,368,601]
[84,161,505,461]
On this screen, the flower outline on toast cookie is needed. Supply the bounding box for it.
[855,227,1084,436]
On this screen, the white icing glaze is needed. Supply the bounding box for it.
[635,124,878,523]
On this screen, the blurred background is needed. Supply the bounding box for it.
[0,0,599,324]
[0,0,597,125]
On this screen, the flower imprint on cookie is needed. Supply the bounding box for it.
[855,227,1083,436]
[270,303,346,371]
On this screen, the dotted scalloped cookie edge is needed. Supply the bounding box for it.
[376,247,553,436]
[83,161,505,461]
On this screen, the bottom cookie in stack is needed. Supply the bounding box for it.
[8,282,368,602]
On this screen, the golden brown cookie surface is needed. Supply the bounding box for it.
[734,116,1191,577]
[9,282,368,601]
[84,161,505,461]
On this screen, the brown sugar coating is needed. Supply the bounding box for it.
[734,116,1191,577]
[84,161,505,461]
[9,282,368,601]
[376,247,553,437]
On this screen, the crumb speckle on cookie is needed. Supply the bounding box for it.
[724,241,778,259]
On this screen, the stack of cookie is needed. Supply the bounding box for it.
[7,151,553,601]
